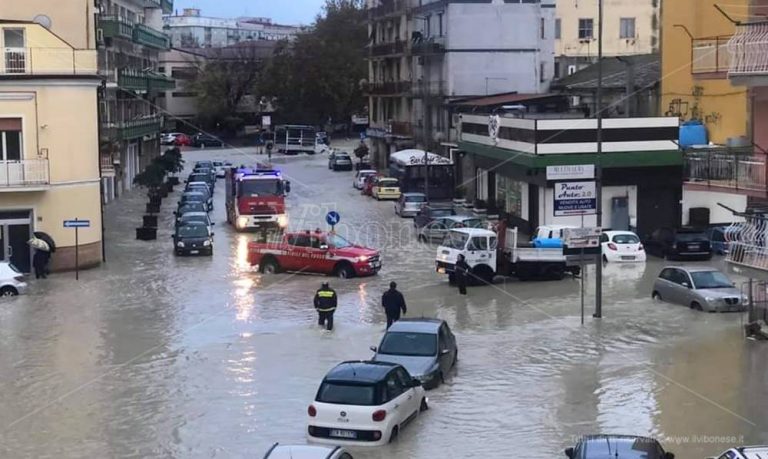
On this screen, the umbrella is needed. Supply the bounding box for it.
[27,237,50,252]
[34,231,56,253]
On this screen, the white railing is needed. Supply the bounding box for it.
[728,23,768,76]
[1,48,97,75]
[726,217,768,271]
[0,159,50,188]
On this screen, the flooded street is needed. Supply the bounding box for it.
[1,145,766,459]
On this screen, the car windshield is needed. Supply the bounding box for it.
[583,438,664,459]
[327,234,352,248]
[181,215,207,225]
[379,179,398,187]
[178,204,205,214]
[182,194,204,203]
[337,155,351,160]
[213,161,222,167]
[379,332,437,357]
[442,231,469,250]
[189,174,208,182]
[430,208,452,217]
[187,187,210,198]
[613,233,640,244]
[239,179,282,197]
[406,195,426,203]
[177,224,209,238]
[677,231,707,242]
[691,270,733,289]
[316,382,377,406]
[459,218,484,228]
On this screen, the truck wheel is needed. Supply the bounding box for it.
[545,264,565,281]
[335,262,355,279]
[261,258,280,274]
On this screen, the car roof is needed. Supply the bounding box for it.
[732,446,768,459]
[660,265,721,273]
[603,230,638,236]
[324,360,399,383]
[387,318,443,333]
[579,434,660,445]
[449,228,495,237]
[265,444,341,459]
[358,169,377,174]
[402,192,425,196]
[442,215,479,222]
[181,212,207,218]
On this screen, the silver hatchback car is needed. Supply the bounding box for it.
[394,192,426,217]
[652,266,746,312]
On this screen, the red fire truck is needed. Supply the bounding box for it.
[225,166,291,232]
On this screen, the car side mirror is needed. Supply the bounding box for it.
[440,349,450,355]
[320,244,329,250]
[682,282,691,289]
[664,453,675,459]
[564,448,575,459]
[370,345,377,352]
[410,379,422,387]
[211,222,216,226]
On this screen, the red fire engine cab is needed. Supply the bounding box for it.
[225,166,291,232]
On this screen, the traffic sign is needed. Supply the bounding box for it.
[563,227,601,249]
[64,219,90,228]
[326,211,341,226]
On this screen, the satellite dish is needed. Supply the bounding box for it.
[33,14,52,29]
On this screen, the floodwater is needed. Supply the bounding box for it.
[1,143,766,458]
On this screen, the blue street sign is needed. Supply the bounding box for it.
[325,211,341,226]
[360,131,366,140]
[63,219,90,228]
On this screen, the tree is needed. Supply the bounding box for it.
[262,0,368,127]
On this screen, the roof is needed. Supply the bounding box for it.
[388,318,443,334]
[553,54,660,91]
[324,361,398,383]
[450,228,495,237]
[662,266,722,273]
[390,149,453,166]
[450,92,562,107]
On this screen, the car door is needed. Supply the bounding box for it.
[393,368,420,420]
[664,268,690,304]
[675,269,695,306]
[425,219,447,241]
[284,234,311,271]
[437,324,455,374]
[383,371,408,427]
[309,235,335,274]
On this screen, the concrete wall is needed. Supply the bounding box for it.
[445,1,554,96]
[555,0,659,58]
[681,190,746,226]
[2,0,95,49]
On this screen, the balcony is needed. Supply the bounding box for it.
[367,80,411,95]
[116,68,174,92]
[728,22,768,84]
[684,147,767,196]
[147,71,175,91]
[725,218,768,279]
[369,0,409,20]
[99,15,134,41]
[0,48,97,76]
[411,80,444,98]
[0,159,50,191]
[411,36,446,55]
[133,23,170,50]
[162,0,173,14]
[691,36,730,78]
[103,116,163,141]
[370,40,407,57]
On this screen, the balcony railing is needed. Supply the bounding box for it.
[367,80,411,95]
[411,80,445,98]
[161,0,173,14]
[116,68,175,92]
[725,217,768,275]
[0,159,50,189]
[684,147,767,194]
[0,48,97,76]
[102,116,163,141]
[148,71,175,90]
[692,36,730,76]
[369,0,409,19]
[133,23,170,50]
[99,15,134,40]
[411,36,446,55]
[728,22,768,77]
[370,40,407,56]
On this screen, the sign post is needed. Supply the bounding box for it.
[63,218,91,280]
[563,227,601,324]
[266,141,273,163]
[325,211,341,233]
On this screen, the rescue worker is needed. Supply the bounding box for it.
[314,282,337,331]
[381,281,407,328]
[455,254,470,295]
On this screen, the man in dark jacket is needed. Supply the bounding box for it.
[382,281,407,328]
[455,254,470,295]
[314,282,337,331]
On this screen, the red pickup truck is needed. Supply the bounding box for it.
[248,230,382,278]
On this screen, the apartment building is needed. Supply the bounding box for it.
[97,0,175,203]
[554,0,659,78]
[163,8,302,48]
[0,17,102,272]
[366,0,555,168]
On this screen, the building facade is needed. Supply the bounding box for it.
[97,0,175,203]
[0,20,103,272]
[554,0,659,79]
[366,0,555,169]
[163,9,302,48]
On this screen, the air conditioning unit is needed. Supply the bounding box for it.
[567,65,577,75]
[96,28,104,45]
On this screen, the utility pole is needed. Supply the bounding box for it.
[594,0,604,318]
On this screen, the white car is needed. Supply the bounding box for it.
[1,262,27,296]
[263,443,353,459]
[212,160,232,178]
[161,132,182,145]
[353,169,377,189]
[307,360,427,446]
[601,230,646,262]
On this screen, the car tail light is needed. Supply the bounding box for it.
[638,244,644,251]
[308,405,317,417]
[607,243,618,251]
[372,431,382,440]
[372,410,386,422]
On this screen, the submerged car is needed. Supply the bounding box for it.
[417,215,485,243]
[307,360,427,446]
[565,435,675,459]
[0,262,27,297]
[371,318,457,389]
[329,151,353,171]
[600,230,646,263]
[173,222,214,256]
[263,443,353,459]
[394,192,426,217]
[353,169,377,190]
[652,266,746,312]
[644,227,712,260]
[371,177,401,201]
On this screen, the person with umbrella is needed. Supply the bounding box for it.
[27,237,50,279]
[34,231,56,276]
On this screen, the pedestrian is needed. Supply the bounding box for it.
[382,281,407,328]
[314,282,337,331]
[455,254,470,295]
[32,249,48,279]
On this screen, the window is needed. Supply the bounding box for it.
[385,373,405,401]
[555,18,561,39]
[578,18,593,39]
[379,332,437,357]
[540,17,545,39]
[438,13,443,36]
[316,382,378,406]
[468,236,488,251]
[287,235,311,247]
[540,62,546,82]
[0,118,22,161]
[620,17,636,39]
[171,92,199,98]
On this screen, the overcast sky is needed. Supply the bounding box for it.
[171,0,326,25]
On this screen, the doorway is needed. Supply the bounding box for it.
[0,210,32,272]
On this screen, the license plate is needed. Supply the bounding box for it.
[689,244,700,250]
[190,250,199,254]
[620,256,635,260]
[330,429,357,439]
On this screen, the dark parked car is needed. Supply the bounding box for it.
[644,227,712,260]
[188,172,215,191]
[413,204,457,229]
[193,133,224,148]
[173,222,214,256]
[371,318,457,390]
[328,151,353,171]
[184,183,212,209]
[178,191,209,212]
[177,211,213,229]
[175,202,207,226]
[565,435,674,459]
